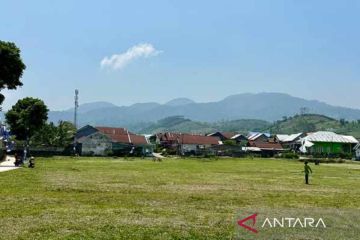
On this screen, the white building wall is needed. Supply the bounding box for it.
[182,144,197,153]
[180,144,213,154]
[80,132,112,156]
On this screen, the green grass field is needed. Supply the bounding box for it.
[0,157,359,239]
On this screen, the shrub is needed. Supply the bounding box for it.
[282,152,300,159]
[223,140,236,146]
[275,152,300,159]
[104,149,113,156]
[299,158,346,164]
[312,152,353,159]
[203,152,216,158]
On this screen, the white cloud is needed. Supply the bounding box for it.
[100,43,161,70]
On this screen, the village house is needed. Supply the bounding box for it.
[207,132,237,141]
[178,133,221,155]
[154,132,182,148]
[246,141,284,157]
[207,132,248,146]
[247,132,270,143]
[148,132,183,154]
[245,132,283,156]
[299,131,359,156]
[151,132,221,155]
[230,134,248,146]
[276,133,305,151]
[76,125,152,156]
[77,131,112,156]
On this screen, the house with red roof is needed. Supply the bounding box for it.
[245,132,284,156]
[246,141,284,156]
[151,132,221,155]
[177,133,221,155]
[76,125,152,156]
[207,132,237,141]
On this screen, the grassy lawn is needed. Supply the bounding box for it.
[0,157,359,239]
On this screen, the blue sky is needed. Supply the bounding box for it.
[1,0,360,111]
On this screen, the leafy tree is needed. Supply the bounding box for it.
[30,122,57,146]
[339,118,347,126]
[30,121,76,147]
[0,41,26,106]
[55,121,76,147]
[223,140,236,146]
[5,97,48,140]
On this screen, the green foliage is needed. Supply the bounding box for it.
[140,116,214,134]
[139,116,271,134]
[340,118,347,126]
[56,121,76,147]
[269,114,360,138]
[223,139,236,146]
[279,152,300,159]
[202,152,217,158]
[30,121,76,147]
[138,114,360,138]
[104,149,113,156]
[311,152,353,160]
[212,119,271,132]
[30,122,57,146]
[5,97,49,140]
[300,158,347,163]
[157,116,191,127]
[0,41,26,106]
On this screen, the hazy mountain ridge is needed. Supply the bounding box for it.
[165,98,195,106]
[137,114,360,137]
[137,116,271,134]
[47,92,360,128]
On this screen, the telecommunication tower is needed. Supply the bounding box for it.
[73,89,79,154]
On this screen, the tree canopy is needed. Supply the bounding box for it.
[31,121,76,147]
[5,97,48,140]
[0,41,26,106]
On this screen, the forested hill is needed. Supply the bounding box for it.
[137,114,360,138]
[268,114,360,138]
[137,116,271,134]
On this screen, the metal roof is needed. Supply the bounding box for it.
[248,141,284,151]
[302,131,359,144]
[231,134,247,140]
[179,134,221,145]
[207,132,237,139]
[276,133,303,142]
[248,133,267,141]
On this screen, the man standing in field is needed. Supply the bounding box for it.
[304,161,312,184]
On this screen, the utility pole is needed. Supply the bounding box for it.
[73,89,79,155]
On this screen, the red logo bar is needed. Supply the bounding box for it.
[237,213,258,234]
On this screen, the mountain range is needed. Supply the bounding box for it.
[138,116,271,134]
[47,92,360,130]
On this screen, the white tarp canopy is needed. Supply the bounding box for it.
[299,139,314,153]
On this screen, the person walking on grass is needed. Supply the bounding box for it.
[304,161,312,184]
